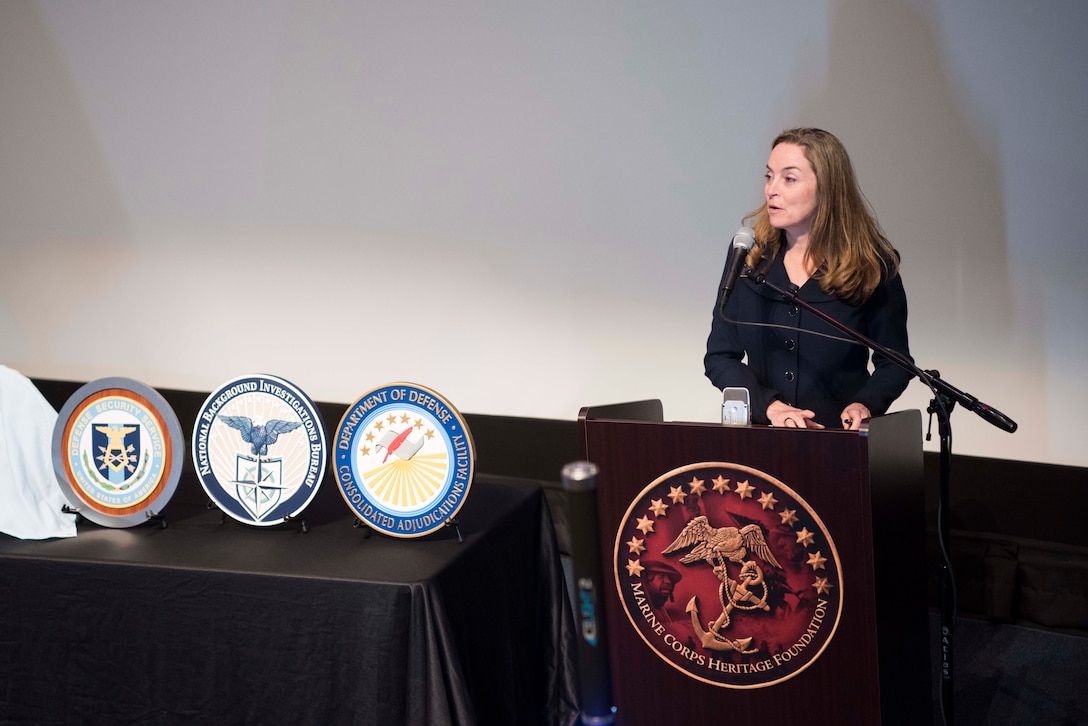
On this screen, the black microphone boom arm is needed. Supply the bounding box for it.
[747,270,1017,433]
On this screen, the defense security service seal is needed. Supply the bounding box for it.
[193,374,327,526]
[614,462,843,689]
[51,377,184,528]
[334,382,474,538]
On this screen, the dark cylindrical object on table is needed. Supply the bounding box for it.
[561,460,615,725]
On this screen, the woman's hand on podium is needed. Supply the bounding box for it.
[840,402,871,431]
[767,400,824,429]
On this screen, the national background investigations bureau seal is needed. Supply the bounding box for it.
[193,374,327,526]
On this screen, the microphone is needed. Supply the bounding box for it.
[718,226,755,311]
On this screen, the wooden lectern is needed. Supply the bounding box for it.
[578,401,929,726]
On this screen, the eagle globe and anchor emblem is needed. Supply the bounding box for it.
[663,515,782,654]
[615,462,843,689]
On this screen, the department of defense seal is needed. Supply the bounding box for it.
[614,462,843,689]
[193,374,327,526]
[51,377,184,528]
[333,382,474,538]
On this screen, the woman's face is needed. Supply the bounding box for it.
[765,142,818,242]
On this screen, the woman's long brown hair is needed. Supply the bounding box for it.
[744,128,899,305]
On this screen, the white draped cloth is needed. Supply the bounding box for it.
[0,366,77,539]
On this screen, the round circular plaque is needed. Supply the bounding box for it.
[52,377,184,528]
[333,382,474,537]
[192,374,327,526]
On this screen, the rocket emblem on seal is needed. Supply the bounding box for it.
[356,412,446,509]
[376,426,425,463]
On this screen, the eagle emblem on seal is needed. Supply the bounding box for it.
[663,515,783,653]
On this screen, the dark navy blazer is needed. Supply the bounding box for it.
[704,245,913,427]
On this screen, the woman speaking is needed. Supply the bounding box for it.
[705,128,913,430]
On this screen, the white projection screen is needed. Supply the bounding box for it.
[2,1,1086,468]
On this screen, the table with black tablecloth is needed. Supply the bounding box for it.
[0,475,579,726]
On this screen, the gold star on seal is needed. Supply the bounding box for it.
[414,417,424,429]
[712,476,731,494]
[359,446,371,456]
[425,429,435,439]
[374,420,385,431]
[758,491,778,510]
[668,486,687,504]
[779,508,798,526]
[807,551,827,571]
[796,528,815,547]
[400,413,411,424]
[636,516,655,535]
[688,477,706,497]
[812,577,834,595]
[648,499,668,517]
[626,536,646,555]
[626,559,645,577]
[733,480,755,499]
[387,413,398,424]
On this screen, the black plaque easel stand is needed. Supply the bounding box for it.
[747,270,1017,726]
[207,500,308,533]
[352,517,464,543]
[283,513,309,533]
[62,503,169,529]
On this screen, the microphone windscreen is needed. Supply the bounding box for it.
[732,226,756,250]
